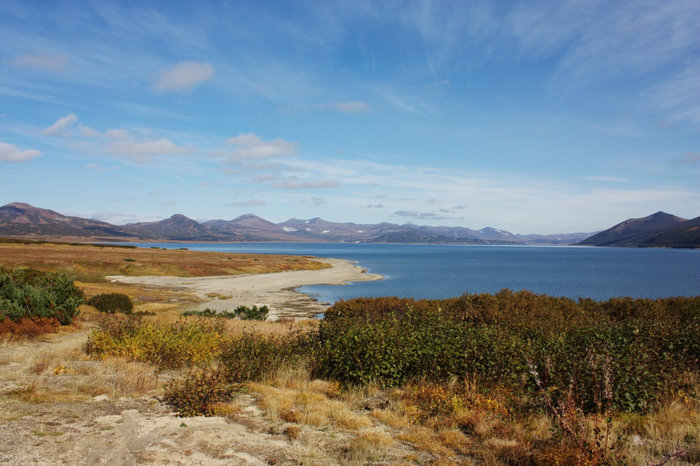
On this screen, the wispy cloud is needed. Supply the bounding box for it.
[153,61,214,93]
[273,178,341,190]
[393,210,453,220]
[318,100,372,114]
[585,123,640,138]
[5,53,68,72]
[0,141,41,162]
[584,176,629,183]
[225,199,266,208]
[42,113,78,136]
[107,137,190,162]
[649,61,700,127]
[225,133,298,161]
[90,211,163,225]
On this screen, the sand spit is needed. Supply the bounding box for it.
[107,258,382,319]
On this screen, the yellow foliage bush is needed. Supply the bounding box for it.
[86,315,223,369]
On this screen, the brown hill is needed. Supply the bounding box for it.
[578,211,698,248]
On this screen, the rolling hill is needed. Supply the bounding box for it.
[577,211,699,248]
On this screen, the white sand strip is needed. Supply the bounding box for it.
[107,258,382,319]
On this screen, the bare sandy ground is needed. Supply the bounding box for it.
[107,258,382,319]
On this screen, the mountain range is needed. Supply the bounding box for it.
[0,202,591,245]
[577,211,700,248]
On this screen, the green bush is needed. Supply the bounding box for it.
[0,267,84,325]
[87,293,133,314]
[182,305,269,321]
[219,331,310,382]
[315,292,700,413]
[235,305,269,320]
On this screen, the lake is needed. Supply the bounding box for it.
[120,242,700,303]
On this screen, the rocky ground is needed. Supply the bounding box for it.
[0,329,420,465]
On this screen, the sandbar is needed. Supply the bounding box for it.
[107,257,382,319]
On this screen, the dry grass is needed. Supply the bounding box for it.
[344,427,394,463]
[625,393,700,465]
[74,358,161,399]
[220,316,319,337]
[0,242,329,282]
[251,381,373,430]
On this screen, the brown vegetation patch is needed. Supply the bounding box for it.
[0,317,60,338]
[0,242,329,282]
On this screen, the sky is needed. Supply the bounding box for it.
[1,0,699,234]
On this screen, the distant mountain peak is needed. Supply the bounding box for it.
[6,202,34,209]
[0,202,599,246]
[579,211,696,248]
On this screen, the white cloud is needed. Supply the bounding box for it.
[278,157,700,233]
[107,137,190,162]
[320,101,372,114]
[90,212,162,225]
[0,142,41,163]
[77,124,100,137]
[105,128,129,139]
[154,61,215,92]
[42,113,78,136]
[273,178,340,190]
[6,53,68,72]
[225,133,298,161]
[42,114,193,162]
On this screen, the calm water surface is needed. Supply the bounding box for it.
[124,243,699,303]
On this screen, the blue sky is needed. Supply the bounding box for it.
[1,0,699,234]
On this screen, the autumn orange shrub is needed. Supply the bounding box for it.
[0,316,60,337]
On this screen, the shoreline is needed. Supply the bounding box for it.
[107,257,383,319]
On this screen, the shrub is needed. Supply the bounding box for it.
[235,305,269,321]
[0,267,84,325]
[0,316,60,337]
[182,305,269,321]
[183,308,238,319]
[316,292,700,413]
[86,315,224,369]
[219,331,310,382]
[87,293,133,314]
[164,368,232,416]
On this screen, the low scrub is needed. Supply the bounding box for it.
[315,291,700,413]
[86,315,224,369]
[0,267,84,325]
[164,367,232,416]
[183,305,269,321]
[219,331,310,383]
[0,316,60,337]
[87,293,133,314]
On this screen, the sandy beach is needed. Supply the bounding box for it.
[107,257,382,319]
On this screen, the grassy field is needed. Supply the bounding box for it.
[0,241,329,281]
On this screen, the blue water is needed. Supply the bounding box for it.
[122,243,699,303]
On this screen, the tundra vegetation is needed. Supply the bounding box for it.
[87,292,699,465]
[0,242,697,464]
